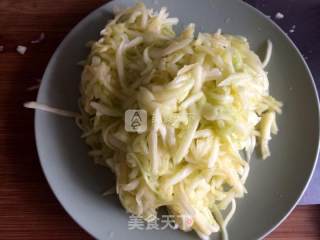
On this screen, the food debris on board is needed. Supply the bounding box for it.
[275,12,284,19]
[27,78,42,91]
[31,32,45,44]
[289,25,296,33]
[26,84,41,91]
[16,45,27,55]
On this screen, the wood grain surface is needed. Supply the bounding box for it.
[0,1,319,239]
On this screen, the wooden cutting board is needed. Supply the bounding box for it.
[0,1,319,239]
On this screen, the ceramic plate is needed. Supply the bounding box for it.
[35,0,320,239]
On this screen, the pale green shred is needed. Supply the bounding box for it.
[77,3,282,240]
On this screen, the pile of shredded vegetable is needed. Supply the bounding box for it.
[31,3,282,240]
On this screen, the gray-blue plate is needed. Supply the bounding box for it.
[35,0,320,239]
